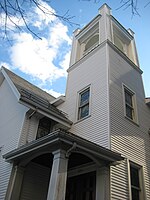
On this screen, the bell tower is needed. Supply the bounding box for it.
[59,4,144,150]
[70,4,139,67]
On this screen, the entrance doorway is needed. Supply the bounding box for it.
[66,171,96,200]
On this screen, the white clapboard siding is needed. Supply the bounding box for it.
[59,44,110,148]
[19,114,39,146]
[109,45,150,199]
[111,160,129,200]
[0,79,28,199]
[20,162,51,200]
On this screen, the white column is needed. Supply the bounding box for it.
[47,150,68,200]
[7,166,25,200]
[96,166,110,200]
[69,29,80,66]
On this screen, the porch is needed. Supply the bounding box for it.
[3,129,123,200]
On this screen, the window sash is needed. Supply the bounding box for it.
[130,164,142,200]
[124,86,136,121]
[78,88,90,120]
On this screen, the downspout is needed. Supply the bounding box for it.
[66,142,77,158]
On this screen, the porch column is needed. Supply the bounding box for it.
[47,149,68,200]
[7,165,25,200]
[96,166,110,200]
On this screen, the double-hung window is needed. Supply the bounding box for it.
[78,87,90,120]
[123,85,138,123]
[130,163,145,200]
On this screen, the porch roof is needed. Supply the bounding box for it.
[3,129,124,166]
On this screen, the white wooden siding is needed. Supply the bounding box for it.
[111,159,129,200]
[20,162,51,200]
[19,114,39,146]
[59,44,110,148]
[109,45,150,199]
[0,79,28,199]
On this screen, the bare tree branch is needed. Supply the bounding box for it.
[0,0,78,40]
[144,1,150,7]
[115,0,140,17]
[0,0,150,40]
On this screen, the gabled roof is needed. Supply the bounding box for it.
[1,67,72,127]
[2,67,55,102]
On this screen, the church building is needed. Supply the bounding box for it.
[0,4,150,200]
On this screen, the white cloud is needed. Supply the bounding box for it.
[0,13,25,30]
[8,1,72,85]
[44,89,64,98]
[0,62,11,69]
[59,51,71,72]
[49,22,72,46]
[10,31,70,82]
[33,0,56,28]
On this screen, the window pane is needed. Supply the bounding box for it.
[130,165,140,200]
[126,105,133,119]
[80,104,89,119]
[130,167,139,187]
[132,188,140,200]
[125,90,133,106]
[80,90,90,106]
[85,35,99,51]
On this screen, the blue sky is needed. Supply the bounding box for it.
[0,0,150,97]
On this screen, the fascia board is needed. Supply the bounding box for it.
[19,98,72,128]
[51,95,65,106]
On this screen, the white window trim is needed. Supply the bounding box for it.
[122,84,139,125]
[0,146,3,162]
[76,85,91,122]
[127,160,146,200]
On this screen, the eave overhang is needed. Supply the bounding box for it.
[3,130,124,166]
[68,40,143,75]
[18,89,72,129]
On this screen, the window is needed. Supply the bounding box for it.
[113,25,130,56]
[114,35,126,53]
[36,117,52,139]
[84,34,99,53]
[130,163,144,200]
[78,87,90,120]
[123,85,138,123]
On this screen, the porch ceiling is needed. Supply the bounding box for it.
[3,129,124,166]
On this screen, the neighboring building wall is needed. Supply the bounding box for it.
[109,45,150,199]
[59,43,110,148]
[0,79,28,199]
